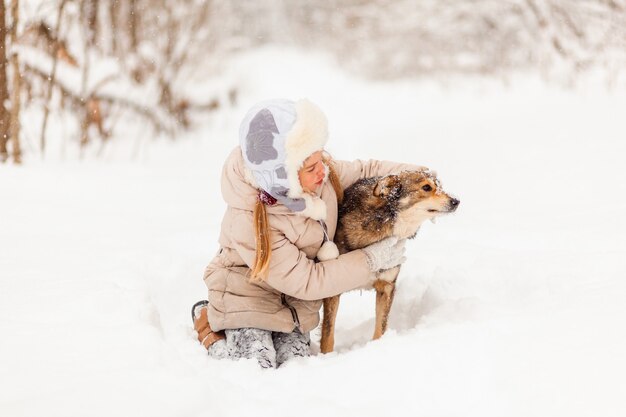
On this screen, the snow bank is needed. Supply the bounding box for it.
[1,47,625,417]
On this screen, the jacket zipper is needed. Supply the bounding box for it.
[281,293,301,329]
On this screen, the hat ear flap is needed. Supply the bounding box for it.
[373,175,402,199]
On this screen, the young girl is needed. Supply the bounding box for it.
[193,99,425,368]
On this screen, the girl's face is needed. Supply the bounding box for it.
[298,151,326,193]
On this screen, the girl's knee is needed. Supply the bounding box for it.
[274,330,311,367]
[225,328,277,368]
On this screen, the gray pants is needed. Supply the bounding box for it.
[208,328,310,368]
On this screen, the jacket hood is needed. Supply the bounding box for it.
[220,147,262,212]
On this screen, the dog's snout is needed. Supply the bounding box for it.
[449,198,460,210]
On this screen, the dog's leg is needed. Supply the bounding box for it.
[372,266,400,340]
[320,295,340,353]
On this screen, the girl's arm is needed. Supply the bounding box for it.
[332,158,428,190]
[229,211,375,301]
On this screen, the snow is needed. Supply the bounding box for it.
[1,47,626,417]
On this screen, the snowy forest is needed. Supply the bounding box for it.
[2,2,626,417]
[1,0,626,163]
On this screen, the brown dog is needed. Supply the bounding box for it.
[320,170,459,353]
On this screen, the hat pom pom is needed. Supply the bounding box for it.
[317,241,339,261]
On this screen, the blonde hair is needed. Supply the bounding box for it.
[250,155,342,282]
[325,155,343,204]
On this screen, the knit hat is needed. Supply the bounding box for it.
[239,98,329,221]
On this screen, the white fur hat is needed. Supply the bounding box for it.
[239,98,329,220]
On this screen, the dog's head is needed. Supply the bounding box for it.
[373,170,459,238]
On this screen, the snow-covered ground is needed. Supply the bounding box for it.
[1,48,625,417]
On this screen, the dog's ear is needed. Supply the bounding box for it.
[373,175,402,199]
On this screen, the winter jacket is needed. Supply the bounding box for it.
[203,146,424,333]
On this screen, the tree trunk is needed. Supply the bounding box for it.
[39,0,68,158]
[9,0,21,164]
[109,0,118,55]
[80,0,91,152]
[0,1,10,162]
[85,0,98,46]
[129,0,138,52]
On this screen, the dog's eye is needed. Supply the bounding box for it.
[422,185,432,192]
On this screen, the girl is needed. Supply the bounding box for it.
[193,99,425,368]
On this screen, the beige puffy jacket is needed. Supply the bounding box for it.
[203,146,423,333]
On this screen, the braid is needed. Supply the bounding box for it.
[251,198,271,281]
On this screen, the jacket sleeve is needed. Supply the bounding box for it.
[332,158,428,190]
[228,211,374,301]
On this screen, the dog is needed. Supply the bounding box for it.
[320,170,459,353]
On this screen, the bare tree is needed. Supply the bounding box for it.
[9,0,22,164]
[279,0,626,78]
[39,0,68,158]
[109,0,118,55]
[129,0,138,52]
[0,0,243,161]
[0,1,9,162]
[85,0,99,46]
